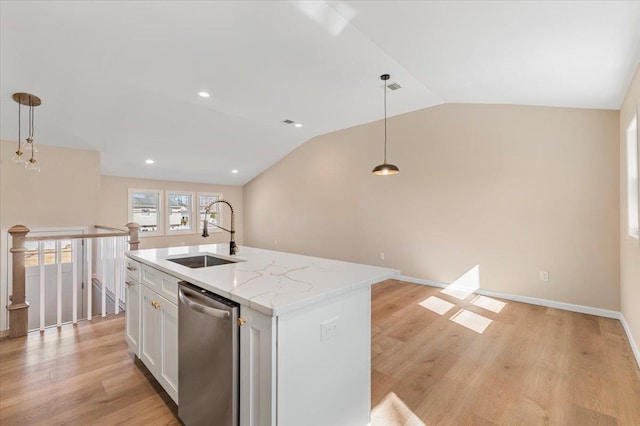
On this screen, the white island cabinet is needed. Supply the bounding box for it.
[125,244,397,426]
[126,259,179,403]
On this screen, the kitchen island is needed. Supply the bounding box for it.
[125,244,397,426]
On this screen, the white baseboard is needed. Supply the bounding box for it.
[398,274,640,370]
[398,275,619,318]
[619,313,640,370]
[398,275,448,289]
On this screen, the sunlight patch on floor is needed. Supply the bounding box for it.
[440,265,480,300]
[371,392,426,426]
[418,296,455,315]
[471,295,506,313]
[450,309,493,334]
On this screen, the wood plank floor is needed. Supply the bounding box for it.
[1,280,639,425]
[0,315,179,425]
[371,280,640,425]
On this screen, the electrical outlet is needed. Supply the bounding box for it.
[321,316,339,341]
[274,239,278,246]
[379,252,385,261]
[540,271,549,282]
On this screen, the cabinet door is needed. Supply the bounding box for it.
[124,279,140,356]
[140,285,160,374]
[158,298,178,403]
[240,306,276,426]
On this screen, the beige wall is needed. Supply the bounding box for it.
[1,140,101,229]
[619,64,640,353]
[244,104,620,310]
[0,140,243,248]
[100,175,243,250]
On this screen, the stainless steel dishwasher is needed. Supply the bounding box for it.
[178,281,240,426]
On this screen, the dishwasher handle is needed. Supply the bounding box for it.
[179,287,231,320]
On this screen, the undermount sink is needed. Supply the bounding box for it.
[167,255,237,268]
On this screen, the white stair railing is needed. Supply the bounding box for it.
[6,223,140,337]
[95,231,128,316]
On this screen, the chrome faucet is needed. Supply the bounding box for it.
[201,199,237,255]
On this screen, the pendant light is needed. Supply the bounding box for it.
[12,92,41,172]
[372,74,399,175]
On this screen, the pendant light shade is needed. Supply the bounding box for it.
[12,92,41,172]
[372,162,400,175]
[372,74,399,175]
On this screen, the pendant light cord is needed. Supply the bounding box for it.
[383,78,387,163]
[372,74,398,175]
[29,103,34,139]
[29,102,35,160]
[17,102,21,152]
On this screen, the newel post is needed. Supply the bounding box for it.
[8,225,30,338]
[126,222,140,251]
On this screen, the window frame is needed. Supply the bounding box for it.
[627,107,640,242]
[197,192,224,234]
[165,191,196,235]
[128,189,164,236]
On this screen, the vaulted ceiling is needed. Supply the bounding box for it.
[2,1,639,185]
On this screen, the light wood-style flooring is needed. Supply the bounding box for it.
[0,315,179,425]
[1,280,639,425]
[371,280,640,425]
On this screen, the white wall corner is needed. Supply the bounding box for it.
[619,313,640,371]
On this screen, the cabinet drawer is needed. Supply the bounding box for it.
[125,259,141,282]
[141,264,179,304]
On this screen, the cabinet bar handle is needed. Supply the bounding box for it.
[125,280,134,287]
[151,301,160,309]
[178,288,230,320]
[126,266,137,271]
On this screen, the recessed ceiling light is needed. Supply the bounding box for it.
[294,123,303,128]
[231,169,239,174]
[145,159,154,164]
[198,91,210,98]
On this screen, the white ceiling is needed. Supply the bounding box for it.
[2,1,639,185]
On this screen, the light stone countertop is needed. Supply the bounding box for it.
[126,243,398,316]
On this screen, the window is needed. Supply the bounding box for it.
[628,114,639,239]
[198,193,223,233]
[24,240,72,266]
[127,189,223,237]
[129,189,163,235]
[166,192,195,234]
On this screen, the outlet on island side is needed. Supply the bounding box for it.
[540,271,549,282]
[321,316,339,342]
[379,252,385,261]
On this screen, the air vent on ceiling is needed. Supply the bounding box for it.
[282,119,295,124]
[387,82,401,91]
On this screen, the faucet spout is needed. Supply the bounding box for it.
[202,199,237,255]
